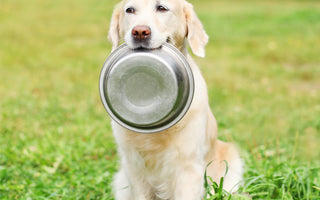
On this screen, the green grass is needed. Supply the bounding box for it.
[0,0,319,199]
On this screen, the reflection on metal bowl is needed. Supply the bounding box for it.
[99,43,194,133]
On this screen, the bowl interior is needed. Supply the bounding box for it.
[105,53,179,127]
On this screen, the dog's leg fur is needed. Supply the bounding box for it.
[171,112,208,200]
[113,169,132,200]
[113,149,154,200]
[174,163,204,200]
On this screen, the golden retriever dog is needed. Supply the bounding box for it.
[108,0,243,199]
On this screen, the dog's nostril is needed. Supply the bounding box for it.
[132,25,151,41]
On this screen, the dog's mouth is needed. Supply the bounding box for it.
[130,37,172,51]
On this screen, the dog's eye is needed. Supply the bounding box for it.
[156,5,169,12]
[126,7,135,14]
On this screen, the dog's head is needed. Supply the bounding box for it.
[108,0,208,57]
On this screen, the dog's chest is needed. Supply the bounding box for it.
[122,130,180,171]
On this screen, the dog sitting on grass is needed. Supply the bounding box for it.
[107,0,243,199]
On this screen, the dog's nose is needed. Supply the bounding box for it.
[132,25,151,41]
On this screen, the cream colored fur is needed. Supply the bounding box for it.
[108,0,243,199]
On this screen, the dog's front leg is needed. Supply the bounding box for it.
[174,163,205,200]
[171,109,208,200]
[127,173,152,200]
[114,166,153,200]
[118,153,154,200]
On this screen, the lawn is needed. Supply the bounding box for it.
[0,0,319,199]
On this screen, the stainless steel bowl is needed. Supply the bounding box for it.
[99,43,194,133]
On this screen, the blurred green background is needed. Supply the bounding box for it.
[0,0,319,199]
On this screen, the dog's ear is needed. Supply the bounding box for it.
[184,1,209,57]
[108,3,122,51]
